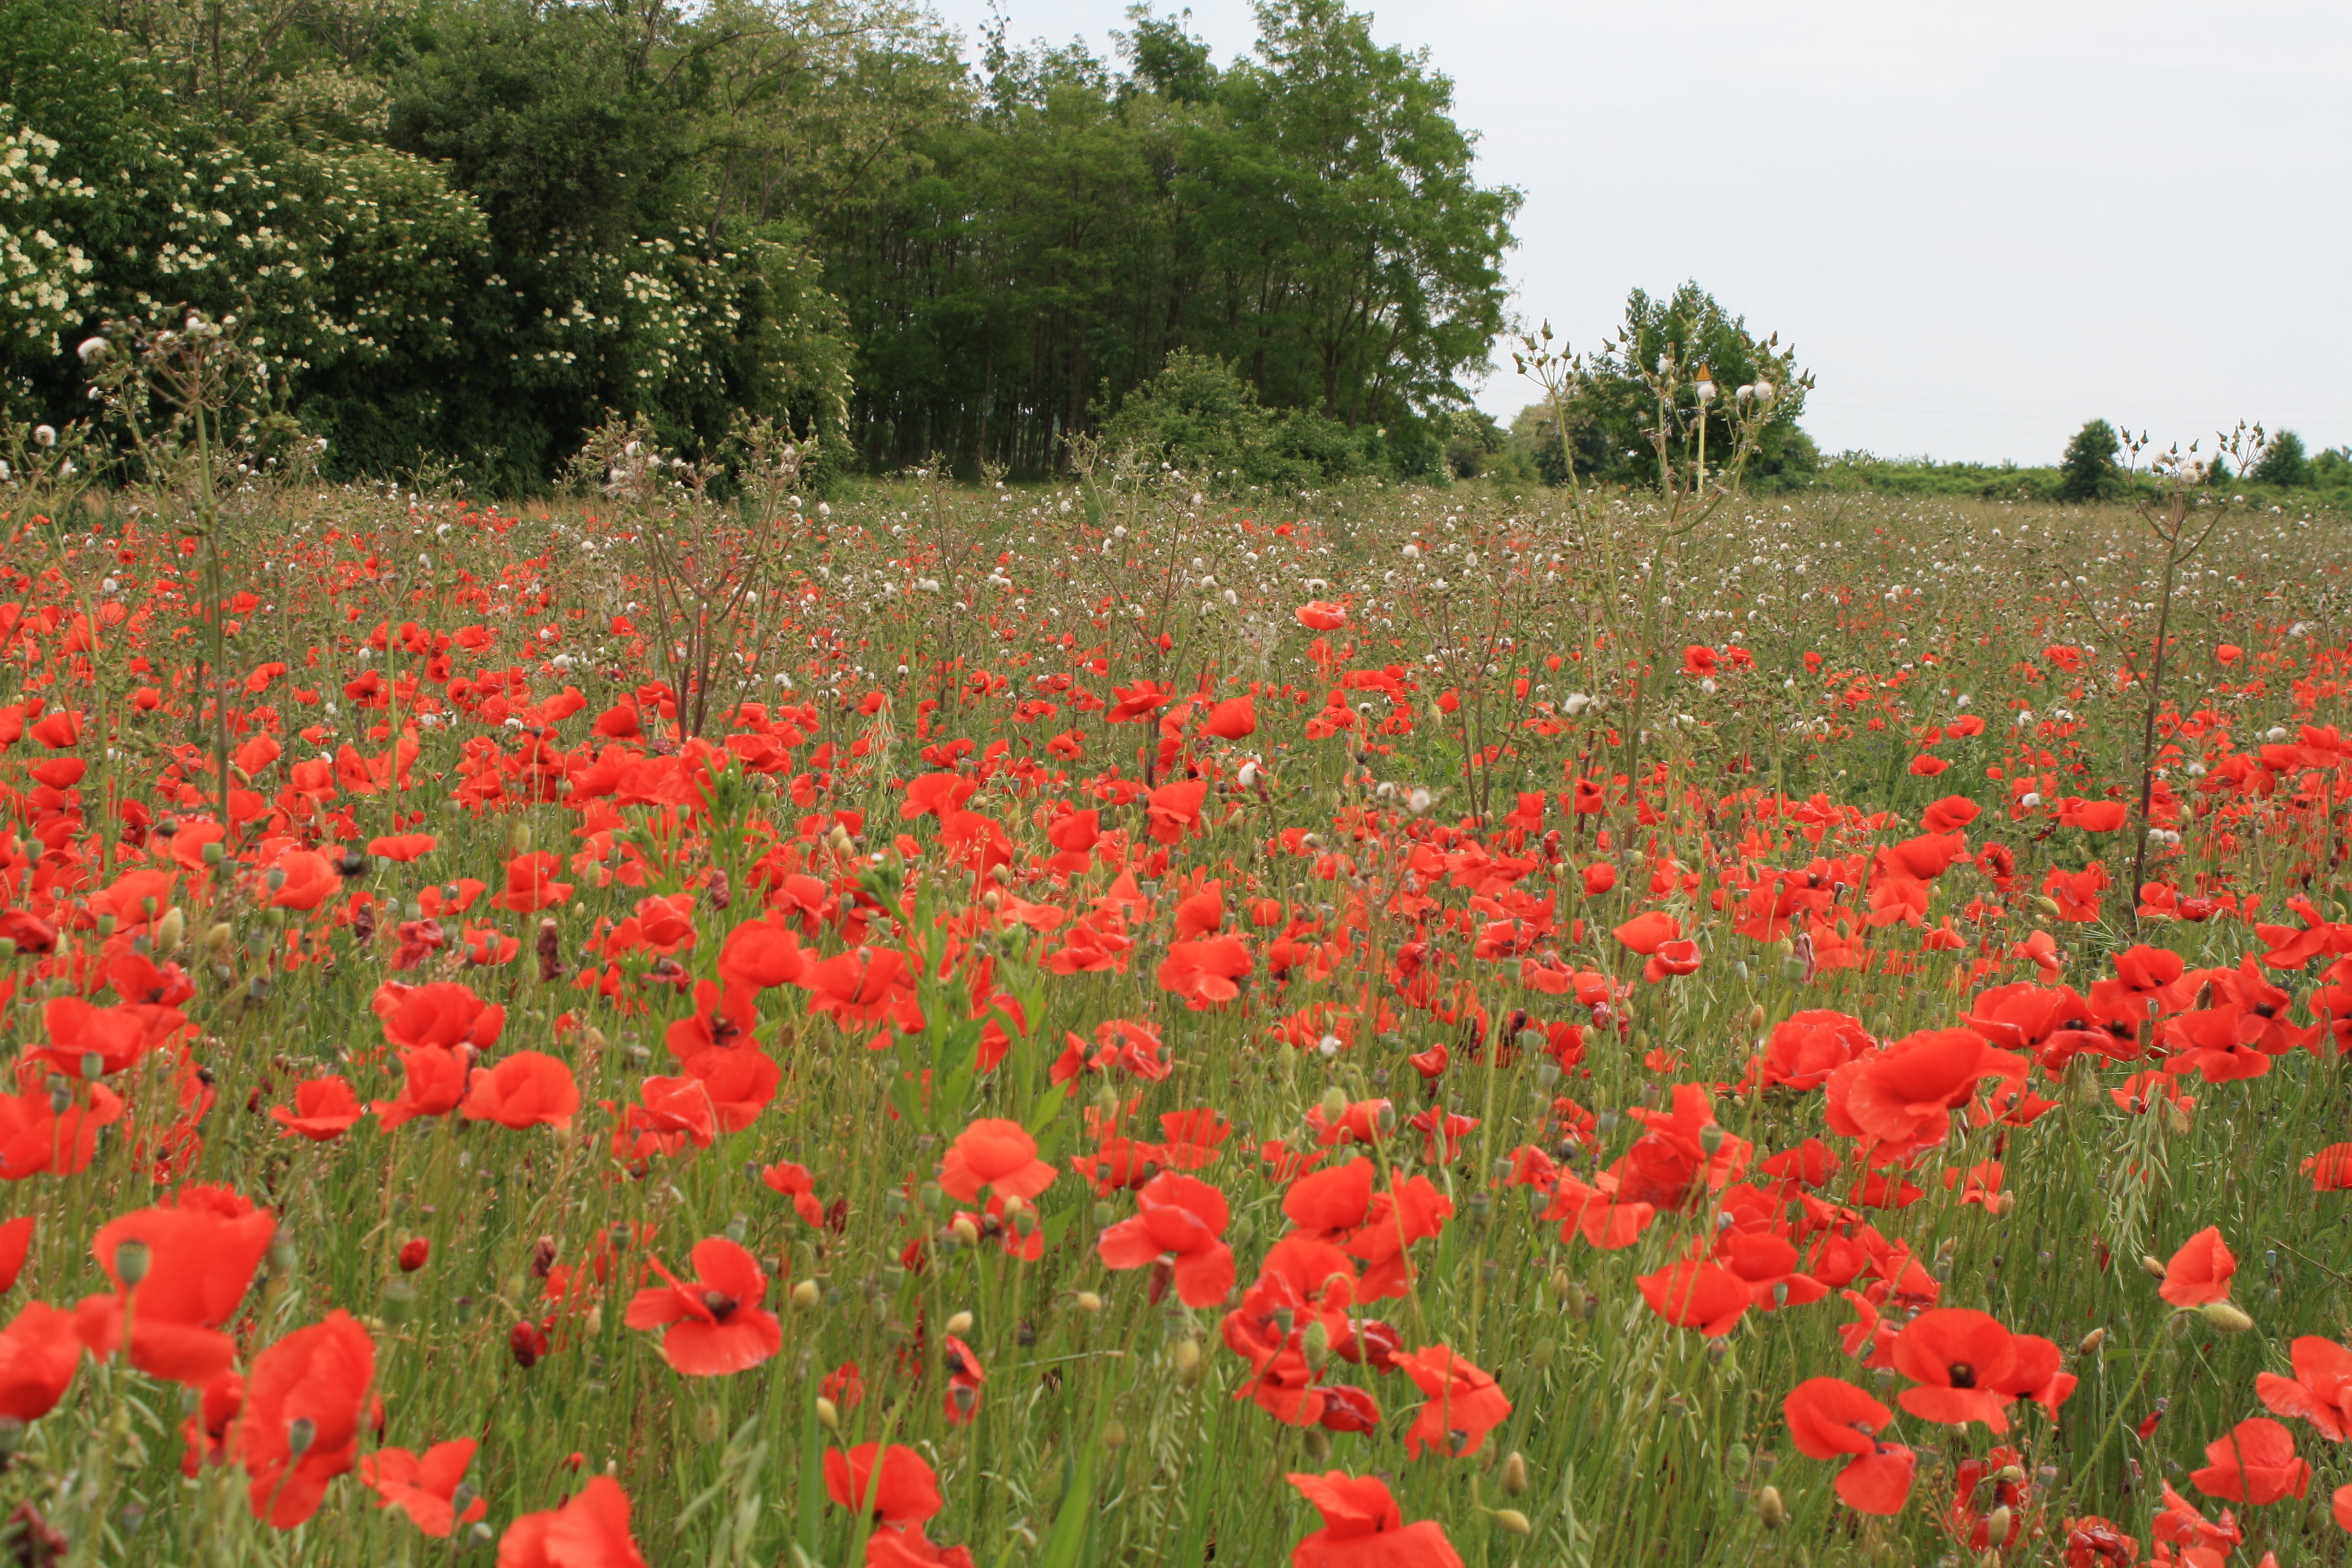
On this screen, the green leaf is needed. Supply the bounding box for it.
[1036,1428,1099,1568]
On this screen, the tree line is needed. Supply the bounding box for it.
[0,0,1519,491]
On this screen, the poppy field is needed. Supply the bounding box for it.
[1,433,2351,1568]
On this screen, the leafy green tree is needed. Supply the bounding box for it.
[0,0,1514,486]
[1543,283,1811,489]
[1442,409,1504,480]
[2250,428,2311,488]
[1100,350,1367,488]
[2056,418,2122,501]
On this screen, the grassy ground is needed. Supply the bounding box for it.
[0,465,2348,1567]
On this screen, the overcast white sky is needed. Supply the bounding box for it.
[926,0,2352,465]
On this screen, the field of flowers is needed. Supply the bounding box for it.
[0,430,2349,1568]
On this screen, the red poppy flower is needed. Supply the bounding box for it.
[2158,1226,2236,1307]
[365,832,439,862]
[1103,681,1174,724]
[1891,1308,2022,1432]
[719,919,811,991]
[804,947,917,1035]
[939,1119,1057,1204]
[373,1046,475,1131]
[1285,1471,1462,1567]
[1613,910,1679,955]
[762,1161,827,1227]
[461,1052,581,1131]
[2257,1337,2352,1441]
[1097,1173,1234,1308]
[825,1443,942,1525]
[941,1333,985,1425]
[1145,777,1209,844]
[497,851,575,913]
[237,1310,376,1526]
[2190,1417,2310,1505]
[266,849,341,912]
[1156,936,1252,1009]
[1636,1258,1751,1337]
[2058,798,2129,833]
[36,995,168,1077]
[0,1215,31,1293]
[270,1076,365,1142]
[1296,601,1349,631]
[361,1437,486,1537]
[1394,1345,1509,1458]
[1921,795,1981,833]
[1785,1376,1887,1460]
[1783,1377,1913,1515]
[29,708,80,748]
[866,1529,978,1567]
[77,1191,276,1385]
[0,1301,80,1421]
[1203,695,1256,739]
[373,981,506,1051]
[624,1237,781,1377]
[497,1474,649,1568]
[1828,1030,2024,1153]
[1756,1010,1875,1092]
[181,1371,242,1477]
[1642,938,1702,983]
[0,1063,124,1180]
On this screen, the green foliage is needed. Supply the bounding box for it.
[1099,349,1371,489]
[1440,408,1506,480]
[0,104,96,386]
[1540,283,1814,490]
[1,0,1512,488]
[2057,417,2123,501]
[815,0,1517,477]
[2250,428,2312,488]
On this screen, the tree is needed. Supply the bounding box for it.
[2057,418,2122,502]
[2250,429,2311,488]
[1540,283,1812,489]
[1100,350,1366,489]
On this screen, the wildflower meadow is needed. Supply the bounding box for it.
[0,328,2350,1568]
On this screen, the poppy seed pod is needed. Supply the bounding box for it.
[2201,1301,2254,1333]
[114,1238,151,1287]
